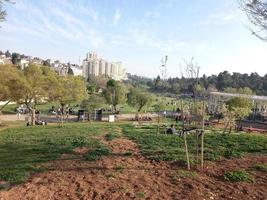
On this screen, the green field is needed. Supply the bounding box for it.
[2,95,181,115]
[0,123,119,185]
[123,125,267,162]
[0,122,266,188]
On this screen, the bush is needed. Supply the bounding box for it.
[85,146,111,161]
[224,170,253,183]
[71,136,86,147]
[224,149,244,159]
[252,164,267,173]
[104,133,118,141]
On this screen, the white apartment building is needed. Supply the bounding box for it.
[83,52,127,81]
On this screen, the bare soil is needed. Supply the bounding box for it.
[0,137,266,200]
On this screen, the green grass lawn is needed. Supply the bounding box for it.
[1,101,82,114]
[0,123,118,186]
[122,124,267,163]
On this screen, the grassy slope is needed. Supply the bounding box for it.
[0,123,117,185]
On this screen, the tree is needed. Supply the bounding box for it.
[127,88,152,112]
[106,79,117,88]
[11,53,20,65]
[14,64,56,125]
[222,97,252,133]
[49,75,87,122]
[67,67,74,75]
[103,82,126,111]
[0,64,24,113]
[81,94,105,121]
[239,0,267,41]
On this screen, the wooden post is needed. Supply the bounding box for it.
[201,101,205,169]
[182,99,190,170]
[184,133,190,170]
[196,130,199,167]
[157,111,160,134]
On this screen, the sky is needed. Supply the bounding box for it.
[0,0,266,78]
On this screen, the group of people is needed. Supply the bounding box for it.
[133,114,152,122]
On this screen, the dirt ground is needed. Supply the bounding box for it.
[0,137,266,200]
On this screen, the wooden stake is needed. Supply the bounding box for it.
[181,99,190,170]
[201,101,205,169]
[196,130,199,167]
[184,133,190,170]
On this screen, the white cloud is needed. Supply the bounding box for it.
[113,9,121,25]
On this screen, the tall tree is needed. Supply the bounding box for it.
[103,81,126,111]
[81,94,105,121]
[0,64,24,113]
[221,97,252,133]
[127,88,152,112]
[14,65,56,125]
[49,75,87,122]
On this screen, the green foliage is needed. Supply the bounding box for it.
[50,75,87,107]
[127,88,152,112]
[103,82,126,111]
[84,145,111,161]
[224,149,244,159]
[0,64,25,111]
[107,79,117,88]
[224,87,254,95]
[252,164,267,173]
[224,170,253,183]
[104,133,119,141]
[127,71,267,96]
[81,94,106,112]
[122,125,267,162]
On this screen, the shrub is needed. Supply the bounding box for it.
[252,164,267,173]
[224,149,244,159]
[71,136,86,147]
[85,146,111,161]
[224,170,253,183]
[104,133,118,141]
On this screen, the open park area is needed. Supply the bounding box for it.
[0,121,266,199]
[1,0,267,199]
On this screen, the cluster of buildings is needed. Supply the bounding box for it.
[82,52,127,81]
[0,50,127,81]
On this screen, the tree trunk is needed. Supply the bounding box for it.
[60,104,65,125]
[223,121,229,134]
[87,111,90,121]
[30,108,36,126]
[0,100,10,113]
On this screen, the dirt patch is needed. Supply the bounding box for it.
[0,137,266,200]
[73,147,90,155]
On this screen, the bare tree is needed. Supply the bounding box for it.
[179,57,206,169]
[239,0,267,41]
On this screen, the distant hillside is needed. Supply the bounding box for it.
[126,71,267,96]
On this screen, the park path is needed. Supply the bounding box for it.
[0,128,267,200]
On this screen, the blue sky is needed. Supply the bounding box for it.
[0,0,266,78]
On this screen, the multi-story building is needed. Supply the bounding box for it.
[83,52,127,81]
